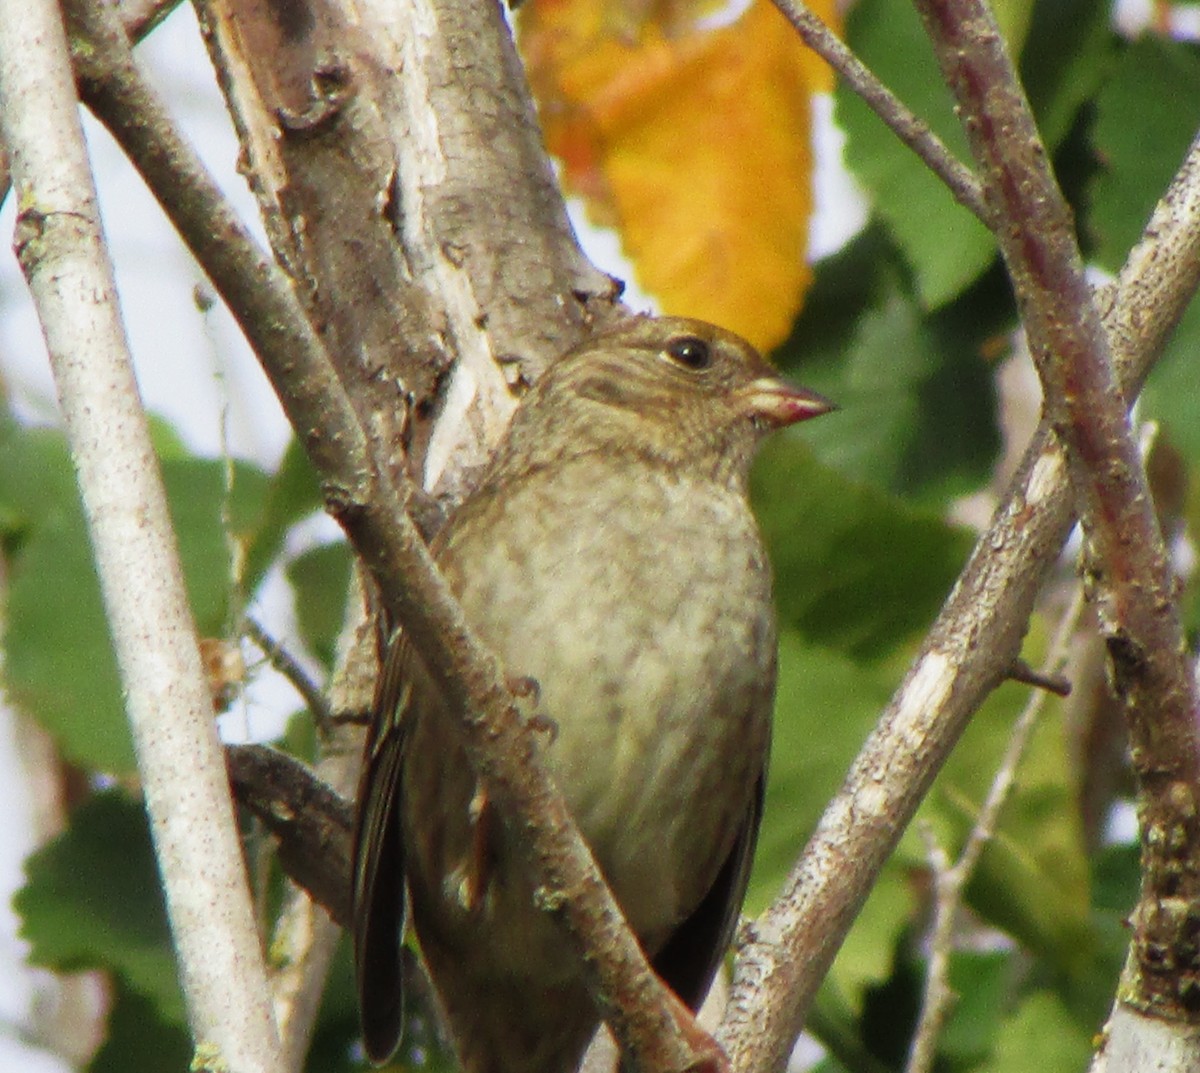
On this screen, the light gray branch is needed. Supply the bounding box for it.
[0,2,283,1069]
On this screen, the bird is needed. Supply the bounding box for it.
[352,315,833,1073]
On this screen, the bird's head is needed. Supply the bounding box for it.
[499,316,834,485]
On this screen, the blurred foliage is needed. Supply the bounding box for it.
[89,981,192,1073]
[520,0,838,351]
[288,539,356,672]
[836,0,997,309]
[16,792,183,1023]
[2,1,1199,1071]
[774,227,1005,504]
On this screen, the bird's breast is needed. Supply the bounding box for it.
[439,458,776,945]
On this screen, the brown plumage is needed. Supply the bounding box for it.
[352,316,833,1072]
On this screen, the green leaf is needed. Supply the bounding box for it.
[962,814,1096,984]
[1019,0,1114,150]
[0,421,132,772]
[161,455,270,636]
[145,414,192,461]
[807,980,893,1073]
[280,707,320,766]
[1092,842,1140,915]
[992,0,1037,56]
[243,437,327,595]
[1132,292,1200,637]
[976,990,1093,1073]
[750,632,894,913]
[1089,37,1200,272]
[0,418,79,534]
[832,862,916,1007]
[837,0,1114,307]
[776,228,1003,504]
[1139,292,1200,464]
[940,951,1016,1065]
[836,0,996,308]
[859,930,923,1066]
[286,540,354,672]
[903,630,1122,1023]
[88,979,191,1073]
[752,635,926,1002]
[810,1058,851,1073]
[752,437,973,659]
[16,790,183,1023]
[925,671,1094,977]
[0,417,273,773]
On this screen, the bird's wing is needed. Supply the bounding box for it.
[649,771,765,1012]
[352,627,416,1064]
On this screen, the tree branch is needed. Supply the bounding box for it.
[265,586,373,1072]
[118,0,182,38]
[0,2,283,1069]
[768,0,986,222]
[718,111,1200,1073]
[915,0,1200,1033]
[243,616,333,737]
[228,743,355,927]
[191,0,621,495]
[0,0,182,205]
[62,4,704,1069]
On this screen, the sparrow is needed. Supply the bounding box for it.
[353,315,833,1072]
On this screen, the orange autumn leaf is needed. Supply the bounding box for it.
[520,0,838,352]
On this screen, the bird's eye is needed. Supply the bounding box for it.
[665,336,712,371]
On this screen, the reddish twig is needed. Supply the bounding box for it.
[916,0,1200,1022]
[718,68,1200,1073]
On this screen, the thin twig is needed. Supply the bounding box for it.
[243,616,333,736]
[906,585,1086,1073]
[768,0,987,222]
[1006,658,1071,698]
[119,0,184,39]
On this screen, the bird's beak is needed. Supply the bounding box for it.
[739,378,836,428]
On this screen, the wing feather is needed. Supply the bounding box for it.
[650,772,765,1011]
[353,631,415,1064]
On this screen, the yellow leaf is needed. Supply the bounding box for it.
[520,0,838,352]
